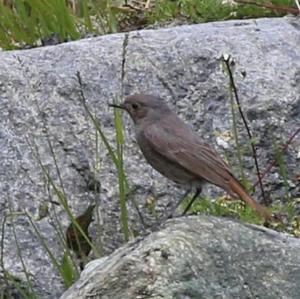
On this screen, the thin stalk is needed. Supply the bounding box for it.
[2,270,34,299]
[15,58,81,271]
[114,107,129,240]
[229,83,246,184]
[273,143,290,200]
[25,212,62,273]
[76,72,119,166]
[42,166,100,256]
[26,136,100,257]
[7,201,36,298]
[34,99,67,199]
[254,127,300,187]
[26,134,79,273]
[222,55,266,202]
[235,0,299,15]
[76,72,145,235]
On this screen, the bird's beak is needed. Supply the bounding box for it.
[109,103,126,110]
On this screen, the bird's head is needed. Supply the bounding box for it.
[109,94,171,124]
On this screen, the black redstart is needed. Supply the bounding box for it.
[110,94,272,221]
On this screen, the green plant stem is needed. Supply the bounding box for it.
[77,72,131,240]
[26,135,100,258]
[7,202,36,299]
[114,107,129,241]
[77,72,119,166]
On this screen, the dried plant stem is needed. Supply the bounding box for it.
[222,55,266,203]
[235,0,300,15]
[254,127,300,187]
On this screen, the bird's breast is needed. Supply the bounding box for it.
[135,130,198,185]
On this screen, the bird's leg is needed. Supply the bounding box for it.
[171,188,192,214]
[152,188,202,232]
[182,187,202,215]
[156,188,191,226]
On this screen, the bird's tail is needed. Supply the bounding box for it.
[228,177,272,222]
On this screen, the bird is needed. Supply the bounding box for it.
[66,204,95,270]
[109,94,272,222]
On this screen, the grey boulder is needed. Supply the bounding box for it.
[60,216,300,299]
[0,16,299,298]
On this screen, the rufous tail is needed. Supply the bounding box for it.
[228,177,272,221]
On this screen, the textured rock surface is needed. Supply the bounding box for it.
[0,17,299,298]
[60,216,300,299]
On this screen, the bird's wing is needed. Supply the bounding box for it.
[143,122,233,190]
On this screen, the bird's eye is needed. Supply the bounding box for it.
[132,103,139,110]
